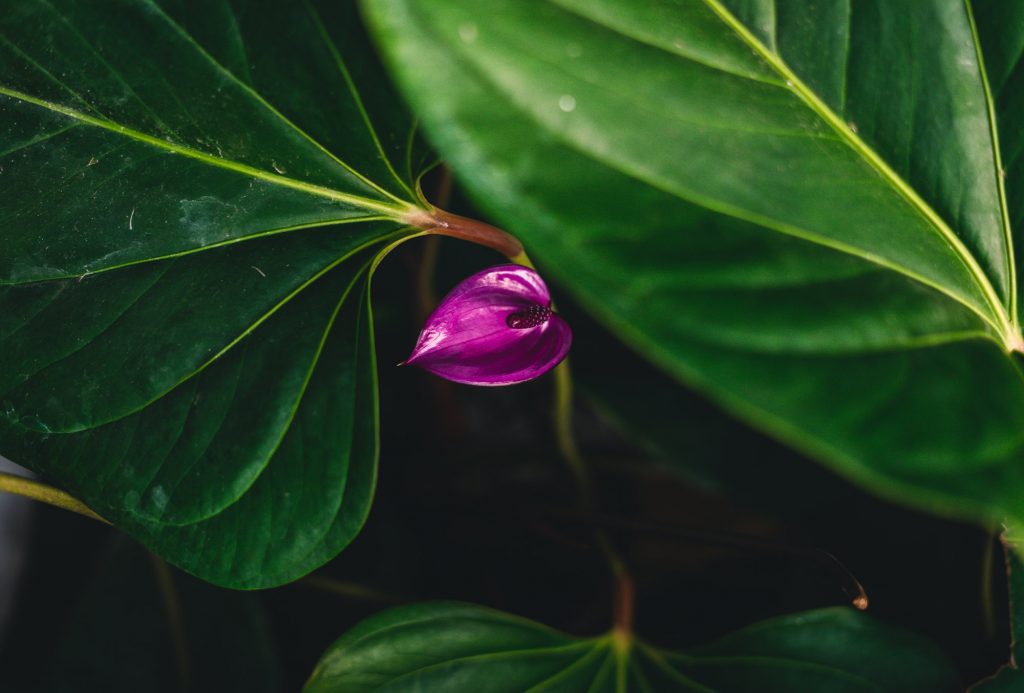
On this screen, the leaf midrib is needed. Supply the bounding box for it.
[134,258,374,526]
[0,215,394,287]
[965,0,1018,321]
[418,1,1009,347]
[139,0,413,206]
[305,0,418,201]
[5,231,406,435]
[378,640,600,688]
[634,644,715,692]
[0,85,412,219]
[521,643,610,692]
[700,0,1019,347]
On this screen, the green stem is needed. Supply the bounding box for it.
[552,359,634,636]
[0,471,108,523]
[299,575,405,604]
[982,523,998,640]
[553,360,597,507]
[148,552,191,692]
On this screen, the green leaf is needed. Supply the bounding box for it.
[0,0,428,586]
[304,602,959,692]
[363,0,1024,526]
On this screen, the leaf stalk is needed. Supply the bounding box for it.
[404,206,526,262]
[0,471,108,523]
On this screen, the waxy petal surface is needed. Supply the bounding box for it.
[405,265,571,385]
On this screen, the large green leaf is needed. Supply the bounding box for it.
[363,0,1024,525]
[304,601,959,692]
[0,0,429,586]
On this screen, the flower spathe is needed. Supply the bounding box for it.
[404,265,572,385]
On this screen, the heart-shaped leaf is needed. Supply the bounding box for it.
[363,0,1024,526]
[0,0,430,587]
[305,601,959,692]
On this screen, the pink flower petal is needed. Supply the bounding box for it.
[404,265,572,385]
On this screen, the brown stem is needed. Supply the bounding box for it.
[299,574,406,604]
[148,553,191,692]
[613,571,635,637]
[982,525,998,639]
[548,509,869,611]
[404,207,525,261]
[1000,531,1021,669]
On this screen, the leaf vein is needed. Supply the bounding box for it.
[0,85,408,216]
[523,644,607,692]
[3,231,404,434]
[138,0,407,206]
[305,1,417,199]
[413,8,1004,338]
[700,0,1018,345]
[0,122,80,159]
[36,0,179,140]
[544,0,786,88]
[965,0,1018,321]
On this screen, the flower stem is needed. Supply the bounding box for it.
[0,471,108,523]
[403,206,526,262]
[552,359,634,635]
[148,552,191,691]
[981,523,999,639]
[553,360,596,506]
[299,574,406,604]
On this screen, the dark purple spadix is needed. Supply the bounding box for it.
[403,264,572,386]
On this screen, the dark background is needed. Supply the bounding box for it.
[0,189,1012,691]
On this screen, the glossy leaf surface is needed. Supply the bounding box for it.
[0,0,427,587]
[305,601,958,692]
[404,264,572,385]
[364,0,1024,525]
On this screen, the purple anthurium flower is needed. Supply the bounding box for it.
[403,264,572,386]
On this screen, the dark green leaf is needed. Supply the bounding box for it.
[304,602,959,692]
[0,0,428,586]
[363,0,1024,526]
